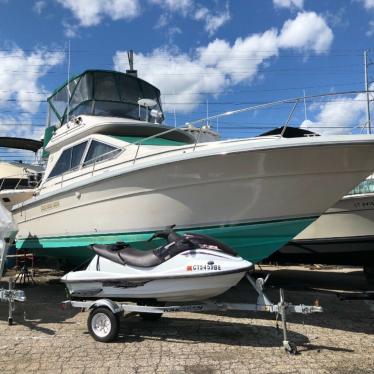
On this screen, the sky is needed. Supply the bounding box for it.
[1,0,374,151]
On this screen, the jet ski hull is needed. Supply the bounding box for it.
[62,250,252,302]
[63,270,248,302]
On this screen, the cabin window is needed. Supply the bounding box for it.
[70,74,92,110]
[83,140,120,166]
[71,142,88,169]
[93,101,138,118]
[94,73,120,101]
[48,141,88,179]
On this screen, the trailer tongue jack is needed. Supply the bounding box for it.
[0,279,26,325]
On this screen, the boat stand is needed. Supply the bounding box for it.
[0,279,26,325]
[61,273,323,354]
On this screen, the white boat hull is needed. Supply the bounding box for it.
[14,136,374,263]
[272,193,374,266]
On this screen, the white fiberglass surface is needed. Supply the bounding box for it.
[64,252,251,281]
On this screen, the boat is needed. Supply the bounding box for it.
[61,227,252,302]
[268,177,374,279]
[259,127,374,280]
[0,137,43,210]
[11,69,374,265]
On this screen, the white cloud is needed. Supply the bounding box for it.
[0,47,64,138]
[194,4,231,36]
[273,0,304,9]
[0,115,45,140]
[0,48,64,113]
[55,0,230,36]
[152,0,231,35]
[113,11,333,113]
[278,12,333,54]
[300,89,372,135]
[62,20,79,39]
[56,0,141,27]
[33,0,46,14]
[150,0,193,16]
[357,1,374,37]
[359,0,374,10]
[367,20,374,36]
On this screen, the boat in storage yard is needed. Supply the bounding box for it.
[12,69,374,265]
[269,176,374,279]
[0,137,43,210]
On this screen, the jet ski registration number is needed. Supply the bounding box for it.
[187,264,221,271]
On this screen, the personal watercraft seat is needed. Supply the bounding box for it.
[91,244,162,267]
[91,236,198,268]
[90,228,238,268]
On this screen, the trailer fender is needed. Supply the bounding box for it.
[88,299,123,314]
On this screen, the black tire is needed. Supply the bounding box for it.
[364,266,374,284]
[139,312,163,321]
[87,307,119,342]
[138,301,164,321]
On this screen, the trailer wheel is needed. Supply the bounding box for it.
[364,266,374,283]
[138,301,164,321]
[87,307,119,342]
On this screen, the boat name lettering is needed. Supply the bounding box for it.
[41,201,60,212]
[353,201,374,208]
[187,264,222,271]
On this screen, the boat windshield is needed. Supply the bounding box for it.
[347,176,374,195]
[47,70,164,126]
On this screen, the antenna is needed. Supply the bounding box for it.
[206,99,209,126]
[126,50,138,77]
[303,89,308,122]
[67,40,71,124]
[364,49,372,134]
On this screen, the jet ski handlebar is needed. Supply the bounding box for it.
[147,225,182,243]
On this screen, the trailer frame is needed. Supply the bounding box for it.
[61,273,322,354]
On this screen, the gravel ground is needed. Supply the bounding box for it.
[0,265,373,374]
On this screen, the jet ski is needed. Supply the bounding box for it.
[61,227,252,302]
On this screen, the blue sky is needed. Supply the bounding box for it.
[1,0,374,144]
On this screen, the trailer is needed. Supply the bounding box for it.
[0,279,26,325]
[61,273,322,354]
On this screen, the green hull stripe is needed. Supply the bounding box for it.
[16,216,316,264]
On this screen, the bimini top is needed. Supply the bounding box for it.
[0,137,42,153]
[47,70,164,126]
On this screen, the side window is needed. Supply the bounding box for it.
[48,141,87,179]
[83,140,120,166]
[71,141,87,169]
[48,148,71,178]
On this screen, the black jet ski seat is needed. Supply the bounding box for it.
[90,243,162,267]
[90,237,198,268]
[90,227,238,268]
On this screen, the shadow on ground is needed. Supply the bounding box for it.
[0,266,373,340]
[108,314,353,352]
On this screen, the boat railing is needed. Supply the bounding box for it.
[131,126,193,164]
[0,169,41,191]
[39,89,374,190]
[129,89,374,164]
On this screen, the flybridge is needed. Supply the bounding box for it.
[47,70,164,127]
